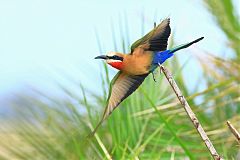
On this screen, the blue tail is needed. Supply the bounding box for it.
[153,50,173,65]
[169,37,204,54]
[152,37,204,66]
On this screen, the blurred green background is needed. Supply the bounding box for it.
[0,0,239,159]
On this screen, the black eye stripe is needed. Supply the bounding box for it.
[108,55,123,61]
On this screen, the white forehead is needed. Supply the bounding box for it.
[106,52,117,56]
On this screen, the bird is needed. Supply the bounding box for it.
[90,18,204,136]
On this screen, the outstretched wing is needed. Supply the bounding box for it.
[131,18,171,53]
[103,72,147,120]
[89,72,148,136]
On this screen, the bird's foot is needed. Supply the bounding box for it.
[151,72,157,82]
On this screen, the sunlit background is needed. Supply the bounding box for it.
[0,0,239,159]
[0,0,234,97]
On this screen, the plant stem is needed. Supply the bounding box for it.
[226,121,240,144]
[160,65,223,160]
[88,123,112,160]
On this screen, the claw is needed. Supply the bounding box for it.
[152,72,156,82]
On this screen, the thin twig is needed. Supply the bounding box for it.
[160,65,223,160]
[226,121,240,144]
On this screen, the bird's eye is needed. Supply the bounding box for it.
[112,55,117,59]
[110,55,123,61]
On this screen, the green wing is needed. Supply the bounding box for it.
[130,18,171,53]
[89,72,148,136]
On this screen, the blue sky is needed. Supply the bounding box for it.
[0,0,231,101]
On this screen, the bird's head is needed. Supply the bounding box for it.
[95,52,124,70]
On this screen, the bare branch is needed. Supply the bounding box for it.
[226,121,240,144]
[160,65,223,160]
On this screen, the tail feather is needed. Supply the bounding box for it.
[169,37,204,53]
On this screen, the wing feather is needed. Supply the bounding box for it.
[89,72,148,136]
[130,18,171,52]
[102,72,147,119]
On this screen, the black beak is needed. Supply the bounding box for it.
[94,55,108,60]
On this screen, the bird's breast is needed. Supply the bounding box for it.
[122,51,154,75]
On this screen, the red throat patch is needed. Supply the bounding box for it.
[108,61,123,70]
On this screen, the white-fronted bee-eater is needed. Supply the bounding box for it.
[91,18,203,136]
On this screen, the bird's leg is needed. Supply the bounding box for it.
[158,63,163,74]
[151,71,156,82]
